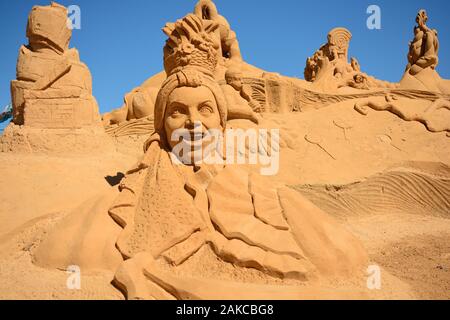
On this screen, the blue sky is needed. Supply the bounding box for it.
[1,0,449,122]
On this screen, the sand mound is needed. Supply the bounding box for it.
[294,162,450,219]
[0,124,115,155]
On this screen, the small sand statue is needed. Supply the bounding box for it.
[405,10,439,76]
[304,28,396,91]
[10,2,101,128]
[194,0,242,63]
[221,68,259,123]
[400,10,450,94]
[101,87,156,126]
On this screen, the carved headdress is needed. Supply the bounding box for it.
[162,13,220,76]
[153,14,227,138]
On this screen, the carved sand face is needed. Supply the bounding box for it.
[164,86,222,163]
[226,75,243,91]
[354,74,364,83]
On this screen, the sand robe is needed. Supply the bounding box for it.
[33,137,367,299]
[114,140,369,299]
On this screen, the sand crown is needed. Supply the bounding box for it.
[162,14,220,77]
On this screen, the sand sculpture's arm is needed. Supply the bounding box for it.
[355,96,450,133]
[222,85,259,123]
[223,30,242,62]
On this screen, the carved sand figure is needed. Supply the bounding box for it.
[338,73,370,90]
[351,57,361,73]
[304,28,396,91]
[2,1,450,301]
[102,0,244,128]
[1,2,113,154]
[33,13,368,300]
[400,10,450,94]
[304,56,318,82]
[221,68,259,123]
[194,0,242,63]
[101,87,156,126]
[10,2,101,128]
[304,28,352,83]
[406,10,439,76]
[354,94,450,133]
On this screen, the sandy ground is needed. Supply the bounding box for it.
[348,213,450,299]
[0,101,448,300]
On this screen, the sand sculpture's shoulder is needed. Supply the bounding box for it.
[33,188,123,273]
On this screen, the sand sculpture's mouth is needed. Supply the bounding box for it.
[181,130,210,147]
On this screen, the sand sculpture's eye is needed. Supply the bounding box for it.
[169,105,187,117]
[198,103,214,115]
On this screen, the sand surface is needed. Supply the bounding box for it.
[0,101,448,300]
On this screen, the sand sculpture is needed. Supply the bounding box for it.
[304,27,353,82]
[102,0,244,128]
[103,0,341,132]
[222,68,259,123]
[101,86,157,126]
[354,10,450,134]
[1,2,112,154]
[399,10,450,94]
[1,1,450,300]
[33,13,368,300]
[103,5,450,136]
[194,0,242,64]
[304,28,395,92]
[10,2,99,128]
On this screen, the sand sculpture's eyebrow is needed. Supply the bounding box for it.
[198,100,214,106]
[168,101,189,109]
[167,99,214,111]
